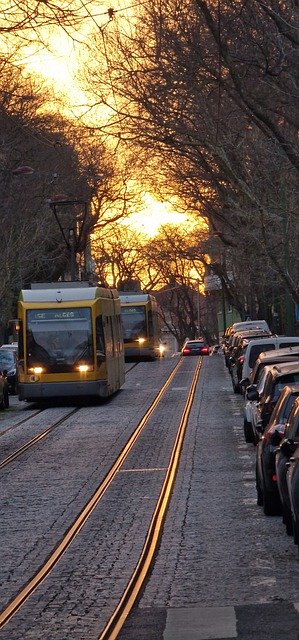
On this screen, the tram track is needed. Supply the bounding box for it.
[0,356,202,637]
[0,409,44,438]
[0,408,79,469]
[0,364,140,470]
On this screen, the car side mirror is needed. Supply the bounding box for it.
[280,438,295,457]
[246,386,259,401]
[256,421,264,434]
[270,428,285,446]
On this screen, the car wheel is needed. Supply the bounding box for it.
[4,390,9,409]
[255,463,263,506]
[256,481,263,506]
[244,418,253,443]
[262,481,282,516]
[293,517,299,546]
[283,506,293,536]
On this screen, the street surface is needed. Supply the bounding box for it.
[0,354,298,639]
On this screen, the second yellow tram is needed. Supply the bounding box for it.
[119,292,162,360]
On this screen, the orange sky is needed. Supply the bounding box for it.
[14,8,190,237]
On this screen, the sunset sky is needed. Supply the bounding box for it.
[17,7,189,237]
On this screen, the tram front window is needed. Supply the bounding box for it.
[121,306,147,342]
[26,308,93,373]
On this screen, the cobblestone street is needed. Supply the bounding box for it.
[1,354,299,639]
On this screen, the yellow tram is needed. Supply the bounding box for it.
[17,282,125,401]
[119,292,162,360]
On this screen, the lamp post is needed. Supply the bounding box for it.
[49,198,89,281]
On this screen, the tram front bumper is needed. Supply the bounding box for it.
[18,380,109,401]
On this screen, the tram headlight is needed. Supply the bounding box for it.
[78,364,89,373]
[28,366,44,374]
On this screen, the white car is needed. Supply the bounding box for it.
[240,336,299,394]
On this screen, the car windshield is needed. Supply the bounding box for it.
[185,342,204,348]
[248,343,276,367]
[272,374,299,400]
[0,350,15,367]
[256,367,269,392]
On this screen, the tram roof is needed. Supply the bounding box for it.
[20,283,117,303]
[119,293,155,303]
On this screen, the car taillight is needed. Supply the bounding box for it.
[238,355,245,364]
[201,347,209,354]
[183,348,191,354]
[272,473,278,482]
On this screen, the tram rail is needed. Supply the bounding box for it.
[0,364,139,469]
[0,355,202,637]
[0,408,79,469]
[0,409,44,438]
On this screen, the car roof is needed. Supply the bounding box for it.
[232,320,269,331]
[267,362,299,377]
[260,345,299,359]
[0,343,18,349]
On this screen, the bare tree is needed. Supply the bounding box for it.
[82,0,298,315]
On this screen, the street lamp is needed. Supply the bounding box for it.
[49,197,89,281]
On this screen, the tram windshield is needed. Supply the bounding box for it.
[26,308,93,372]
[121,306,147,342]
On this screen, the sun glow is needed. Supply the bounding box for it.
[124,194,189,237]
[3,9,199,237]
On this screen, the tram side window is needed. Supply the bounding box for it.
[148,309,156,338]
[110,316,116,356]
[117,315,124,354]
[96,316,106,362]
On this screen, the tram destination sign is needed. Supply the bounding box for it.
[28,309,88,321]
[121,306,142,314]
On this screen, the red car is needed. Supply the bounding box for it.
[181,340,209,356]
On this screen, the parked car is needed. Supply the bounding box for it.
[0,370,9,409]
[246,362,299,446]
[229,331,273,393]
[0,342,18,353]
[181,340,209,356]
[243,348,299,443]
[276,396,299,536]
[248,347,299,388]
[240,336,299,394]
[226,329,271,373]
[286,442,299,548]
[255,384,299,516]
[231,320,270,334]
[210,344,221,354]
[0,348,18,394]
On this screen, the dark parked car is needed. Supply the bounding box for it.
[0,348,18,394]
[276,396,299,536]
[226,329,271,374]
[0,370,9,409]
[243,348,299,444]
[229,331,273,393]
[181,340,209,356]
[255,384,299,516]
[246,362,299,445]
[286,442,299,548]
